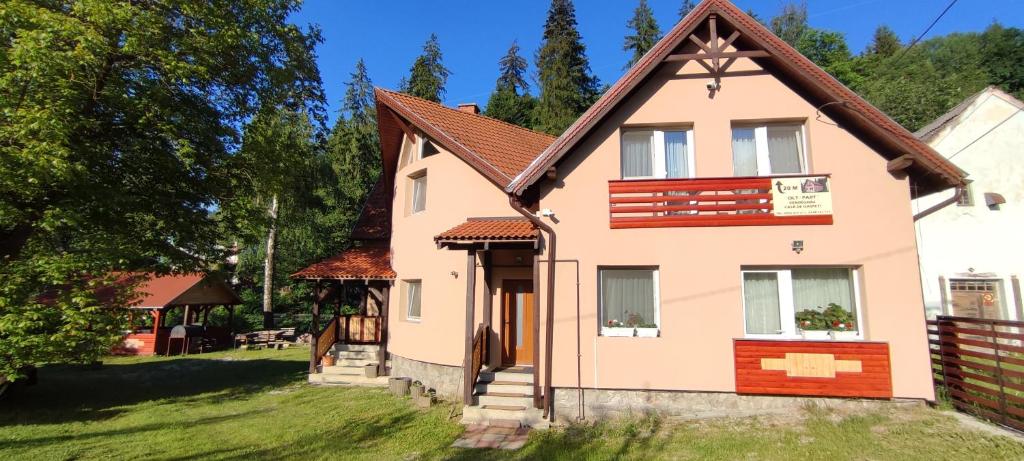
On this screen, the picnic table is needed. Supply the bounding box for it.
[235,328,297,350]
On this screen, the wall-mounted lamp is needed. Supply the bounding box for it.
[791,240,804,254]
[536,208,556,218]
[450,271,459,278]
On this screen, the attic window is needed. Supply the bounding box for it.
[418,135,439,159]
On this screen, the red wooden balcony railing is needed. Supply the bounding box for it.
[608,176,834,229]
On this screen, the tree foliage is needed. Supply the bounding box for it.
[770,1,808,46]
[624,0,661,69]
[485,42,535,127]
[0,0,322,380]
[401,34,450,103]
[866,25,901,57]
[679,0,696,20]
[533,0,600,135]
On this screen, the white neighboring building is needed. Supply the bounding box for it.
[914,86,1024,320]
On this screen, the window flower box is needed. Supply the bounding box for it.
[602,327,635,337]
[829,330,858,340]
[635,327,659,338]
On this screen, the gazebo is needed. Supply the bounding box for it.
[118,273,242,355]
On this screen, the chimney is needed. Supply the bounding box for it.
[457,103,480,114]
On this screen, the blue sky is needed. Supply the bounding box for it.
[289,0,1024,125]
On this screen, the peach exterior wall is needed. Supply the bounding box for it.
[537,57,935,400]
[387,136,515,367]
[384,56,935,400]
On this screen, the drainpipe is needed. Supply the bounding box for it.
[508,194,557,421]
[913,186,964,222]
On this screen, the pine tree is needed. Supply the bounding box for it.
[679,0,696,19]
[402,34,450,102]
[866,25,901,57]
[770,1,808,46]
[533,0,600,135]
[625,0,662,69]
[485,41,535,127]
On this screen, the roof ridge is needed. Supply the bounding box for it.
[377,87,556,140]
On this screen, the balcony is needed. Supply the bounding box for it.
[608,175,834,229]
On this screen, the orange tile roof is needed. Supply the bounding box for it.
[350,179,391,240]
[375,89,556,187]
[290,245,396,280]
[434,218,539,242]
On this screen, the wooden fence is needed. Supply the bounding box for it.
[927,315,1024,432]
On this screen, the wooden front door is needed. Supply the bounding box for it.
[501,280,534,366]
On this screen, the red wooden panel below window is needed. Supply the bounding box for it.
[734,339,893,399]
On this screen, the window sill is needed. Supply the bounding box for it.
[600,327,660,338]
[405,318,421,323]
[740,333,865,342]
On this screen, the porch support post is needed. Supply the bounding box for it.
[1012,276,1023,321]
[151,310,160,334]
[532,251,542,409]
[482,251,493,357]
[309,280,322,374]
[334,280,342,344]
[378,283,391,376]
[227,305,234,337]
[463,249,477,405]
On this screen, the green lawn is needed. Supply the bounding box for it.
[2,348,1023,460]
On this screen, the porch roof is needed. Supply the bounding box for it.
[290,245,396,281]
[434,218,539,245]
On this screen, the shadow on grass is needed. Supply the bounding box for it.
[0,355,307,426]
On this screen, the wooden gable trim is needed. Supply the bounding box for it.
[508,0,965,197]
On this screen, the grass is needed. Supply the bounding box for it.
[1,348,1023,460]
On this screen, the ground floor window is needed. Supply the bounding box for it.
[402,280,422,321]
[599,268,659,336]
[742,267,861,338]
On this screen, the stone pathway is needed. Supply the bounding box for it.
[451,424,530,450]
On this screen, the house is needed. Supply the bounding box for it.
[913,86,1024,320]
[118,273,242,355]
[294,0,965,426]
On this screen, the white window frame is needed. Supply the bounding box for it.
[734,124,809,176]
[620,129,696,180]
[740,267,863,340]
[408,171,427,215]
[597,267,661,337]
[404,280,422,322]
[416,134,439,160]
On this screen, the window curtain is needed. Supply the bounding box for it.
[792,268,854,313]
[664,131,688,178]
[412,176,427,212]
[407,282,422,318]
[743,272,781,334]
[731,128,758,176]
[766,125,803,174]
[601,270,656,326]
[621,132,653,178]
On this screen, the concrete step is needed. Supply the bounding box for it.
[475,381,533,395]
[334,358,375,367]
[479,367,533,384]
[331,350,377,360]
[461,405,549,429]
[331,343,380,353]
[308,373,389,387]
[476,392,534,408]
[321,365,365,376]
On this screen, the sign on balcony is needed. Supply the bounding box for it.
[770,176,833,217]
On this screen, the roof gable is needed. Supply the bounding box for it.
[375,89,556,189]
[129,273,241,309]
[508,0,965,197]
[915,86,1024,144]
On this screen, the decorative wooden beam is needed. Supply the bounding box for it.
[720,30,742,50]
[664,50,770,62]
[385,108,416,142]
[687,34,711,53]
[709,14,720,72]
[887,154,915,179]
